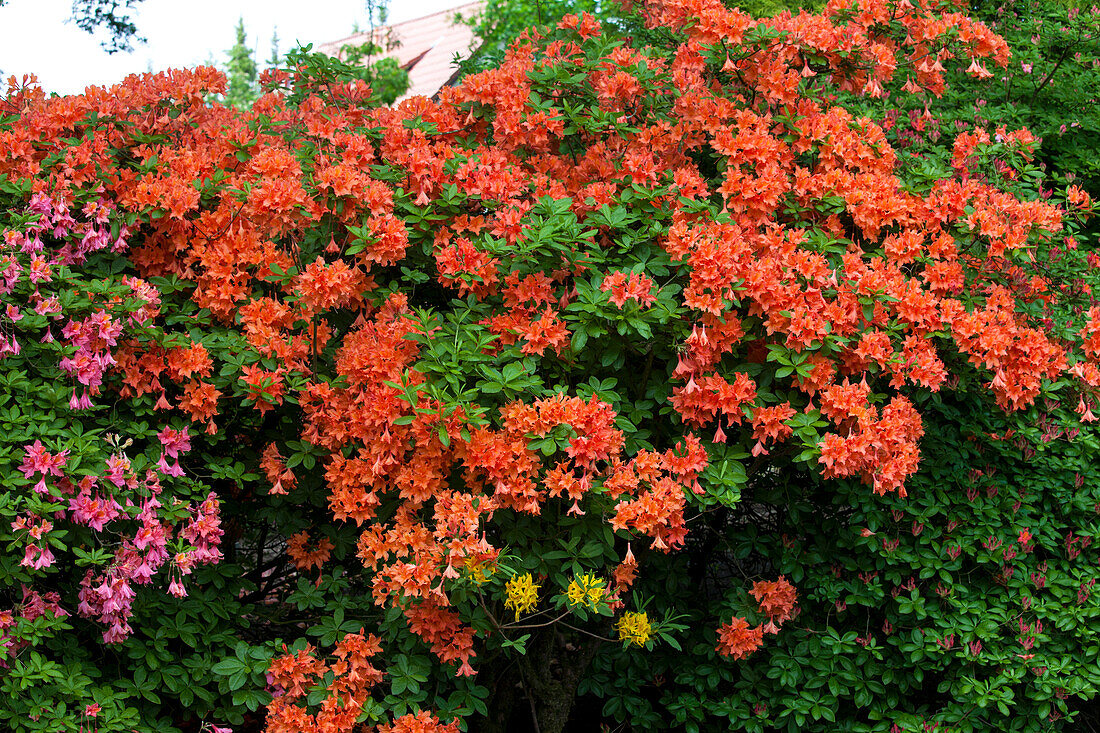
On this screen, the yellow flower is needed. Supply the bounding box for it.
[566,573,606,609]
[616,611,651,646]
[504,573,540,620]
[464,557,495,585]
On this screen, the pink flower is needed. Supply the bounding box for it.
[102,622,132,644]
[69,491,122,532]
[68,388,93,410]
[19,441,69,486]
[28,520,51,540]
[104,454,131,487]
[27,192,52,216]
[132,520,166,551]
[156,426,191,459]
[21,544,55,570]
[179,494,224,565]
[0,336,19,359]
[175,551,196,575]
[34,296,60,316]
[27,255,51,283]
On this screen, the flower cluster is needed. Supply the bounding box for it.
[504,573,541,620]
[716,577,798,659]
[566,573,606,609]
[266,633,385,732]
[616,611,652,646]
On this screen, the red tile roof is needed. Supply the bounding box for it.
[318,2,483,102]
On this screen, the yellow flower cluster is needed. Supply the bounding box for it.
[616,611,652,646]
[463,557,495,585]
[504,573,540,620]
[566,573,606,609]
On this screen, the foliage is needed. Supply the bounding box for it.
[67,0,145,53]
[455,0,605,74]
[573,130,1100,730]
[1,2,1100,733]
[581,395,1100,732]
[0,179,247,729]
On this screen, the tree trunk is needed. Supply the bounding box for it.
[476,630,602,733]
[521,630,601,733]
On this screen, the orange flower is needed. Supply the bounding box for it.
[600,270,658,308]
[612,545,638,590]
[750,576,797,624]
[260,443,297,495]
[178,380,220,424]
[286,531,334,572]
[716,616,764,660]
[240,364,285,414]
[379,710,461,733]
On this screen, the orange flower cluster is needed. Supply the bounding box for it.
[286,531,334,572]
[647,0,1009,101]
[717,576,797,658]
[379,711,460,733]
[1082,308,1100,361]
[716,616,765,660]
[483,270,574,355]
[266,633,385,733]
[750,576,798,625]
[261,443,297,495]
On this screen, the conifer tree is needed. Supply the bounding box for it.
[223,18,258,109]
[268,28,281,69]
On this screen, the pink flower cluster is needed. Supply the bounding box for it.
[0,194,138,403]
[180,492,225,568]
[12,517,55,570]
[10,426,224,643]
[0,260,20,358]
[26,192,129,265]
[75,492,173,642]
[156,426,191,477]
[70,483,124,531]
[18,439,69,495]
[78,568,139,643]
[59,311,123,409]
[119,275,162,325]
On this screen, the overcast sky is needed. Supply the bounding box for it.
[0,0,471,95]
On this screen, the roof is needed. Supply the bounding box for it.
[318,2,484,102]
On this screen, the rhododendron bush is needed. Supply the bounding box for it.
[3,0,1100,731]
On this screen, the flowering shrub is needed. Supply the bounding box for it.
[2,0,1100,731]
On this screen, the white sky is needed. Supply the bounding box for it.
[0,0,471,95]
